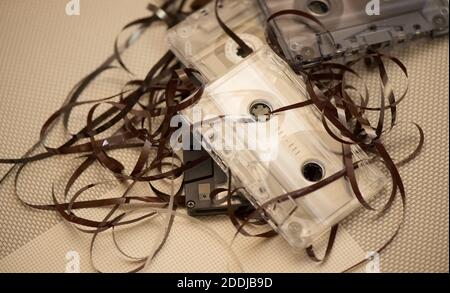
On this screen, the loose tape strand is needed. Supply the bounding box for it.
[0,0,426,273]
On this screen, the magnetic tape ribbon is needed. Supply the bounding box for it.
[214,0,254,58]
[0,1,425,273]
[0,0,216,272]
[205,7,424,269]
[260,9,424,269]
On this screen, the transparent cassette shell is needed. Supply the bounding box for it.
[166,0,266,81]
[181,47,387,249]
[258,0,449,68]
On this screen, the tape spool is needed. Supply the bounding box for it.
[294,0,344,27]
[224,33,264,64]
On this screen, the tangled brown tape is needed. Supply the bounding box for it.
[0,0,424,272]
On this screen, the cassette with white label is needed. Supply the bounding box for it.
[166,0,266,81]
[258,0,449,68]
[181,47,387,248]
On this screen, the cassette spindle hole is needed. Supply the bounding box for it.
[186,201,196,209]
[307,0,330,16]
[302,161,325,182]
[249,101,272,122]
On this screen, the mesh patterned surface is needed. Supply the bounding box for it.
[0,0,448,272]
[0,183,367,273]
[341,37,449,273]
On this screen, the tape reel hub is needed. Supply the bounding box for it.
[224,33,264,64]
[307,0,331,16]
[302,161,325,182]
[249,100,272,122]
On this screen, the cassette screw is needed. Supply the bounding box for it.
[290,41,301,51]
[186,201,196,209]
[433,15,447,27]
[178,27,191,38]
[288,222,304,238]
[300,47,315,58]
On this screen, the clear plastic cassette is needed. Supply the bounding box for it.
[181,47,387,248]
[166,0,266,81]
[258,0,449,68]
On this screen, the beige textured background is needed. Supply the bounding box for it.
[0,0,448,272]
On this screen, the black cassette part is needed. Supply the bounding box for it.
[183,144,252,217]
[258,0,449,69]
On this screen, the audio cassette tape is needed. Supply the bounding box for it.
[166,0,266,81]
[181,47,387,249]
[258,0,449,69]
